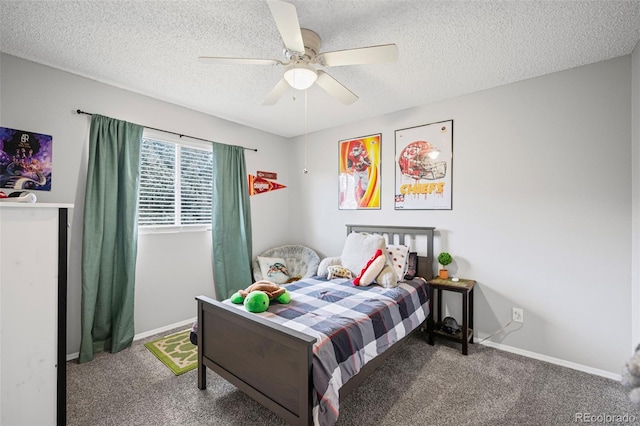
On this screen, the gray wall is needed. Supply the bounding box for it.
[289,56,633,376]
[1,51,636,376]
[0,53,292,356]
[632,42,640,355]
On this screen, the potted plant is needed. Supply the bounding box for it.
[437,252,453,279]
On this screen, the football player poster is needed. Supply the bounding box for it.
[338,134,380,210]
[395,120,453,210]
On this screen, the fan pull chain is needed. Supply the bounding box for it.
[303,89,309,174]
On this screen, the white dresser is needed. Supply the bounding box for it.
[0,202,71,426]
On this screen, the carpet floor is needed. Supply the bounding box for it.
[67,328,640,425]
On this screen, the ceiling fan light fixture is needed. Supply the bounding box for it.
[284,63,317,90]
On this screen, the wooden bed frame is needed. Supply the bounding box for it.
[196,225,435,426]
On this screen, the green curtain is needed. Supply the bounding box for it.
[211,142,253,300]
[79,115,142,363]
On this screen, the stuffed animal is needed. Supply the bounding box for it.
[353,248,385,286]
[622,344,640,408]
[230,280,291,313]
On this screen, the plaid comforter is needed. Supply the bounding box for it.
[227,276,430,426]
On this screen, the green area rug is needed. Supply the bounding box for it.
[144,329,197,376]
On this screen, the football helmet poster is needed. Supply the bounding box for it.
[395,120,452,210]
[338,134,381,210]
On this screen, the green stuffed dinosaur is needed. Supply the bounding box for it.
[230,280,291,313]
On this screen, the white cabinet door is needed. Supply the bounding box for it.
[1,206,59,426]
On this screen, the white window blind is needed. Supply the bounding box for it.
[180,146,213,225]
[138,136,212,228]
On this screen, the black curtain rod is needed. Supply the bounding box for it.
[76,109,257,152]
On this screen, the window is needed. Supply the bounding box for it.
[138,134,213,230]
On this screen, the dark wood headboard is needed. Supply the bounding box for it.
[345,224,435,280]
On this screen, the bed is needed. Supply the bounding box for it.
[196,225,435,425]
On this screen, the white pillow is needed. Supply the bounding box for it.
[376,264,399,288]
[386,244,410,279]
[340,232,386,275]
[257,256,290,284]
[318,256,343,277]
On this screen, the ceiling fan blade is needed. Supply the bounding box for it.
[315,71,358,105]
[198,56,281,66]
[267,0,305,54]
[317,44,399,67]
[262,78,289,105]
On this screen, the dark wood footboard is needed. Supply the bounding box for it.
[197,296,316,426]
[196,295,428,426]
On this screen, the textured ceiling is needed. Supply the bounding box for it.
[1,1,640,138]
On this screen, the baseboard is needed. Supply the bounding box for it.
[66,318,620,382]
[478,339,621,381]
[66,317,197,361]
[133,317,196,341]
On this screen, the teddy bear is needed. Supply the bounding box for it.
[230,280,291,313]
[621,344,640,408]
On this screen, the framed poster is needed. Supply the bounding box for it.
[339,133,381,210]
[395,120,452,210]
[0,127,52,191]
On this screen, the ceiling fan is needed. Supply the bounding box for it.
[198,0,399,105]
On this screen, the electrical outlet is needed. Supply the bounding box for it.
[512,307,524,323]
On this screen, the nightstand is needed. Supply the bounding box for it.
[427,277,476,355]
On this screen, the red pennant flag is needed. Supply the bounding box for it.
[248,174,286,196]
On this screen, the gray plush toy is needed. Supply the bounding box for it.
[622,344,640,408]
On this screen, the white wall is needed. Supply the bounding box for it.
[290,56,632,375]
[633,42,640,353]
[0,53,291,356]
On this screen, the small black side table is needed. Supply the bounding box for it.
[427,277,476,355]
